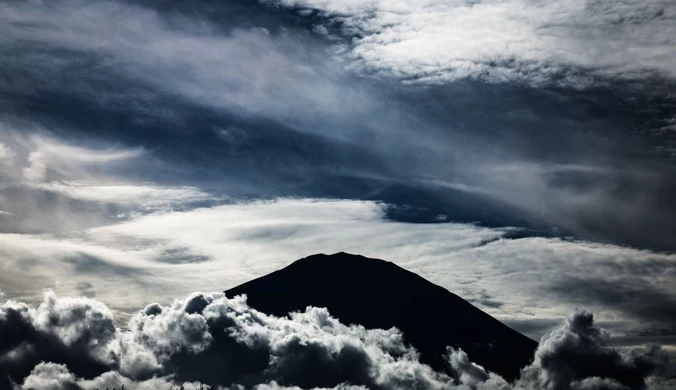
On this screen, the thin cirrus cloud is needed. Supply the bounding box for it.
[0,0,382,139]
[0,131,217,235]
[270,0,676,86]
[26,182,213,209]
[0,130,144,182]
[1,0,675,251]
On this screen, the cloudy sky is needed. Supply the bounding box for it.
[1,0,676,387]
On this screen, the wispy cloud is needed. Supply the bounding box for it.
[0,0,381,138]
[26,182,212,209]
[0,131,218,234]
[271,0,676,86]
[1,0,674,251]
[1,198,674,349]
[0,142,16,168]
[0,130,144,182]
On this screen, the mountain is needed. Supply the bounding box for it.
[226,252,537,381]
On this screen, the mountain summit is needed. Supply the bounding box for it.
[226,252,537,380]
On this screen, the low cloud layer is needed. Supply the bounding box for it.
[1,198,675,351]
[1,292,673,390]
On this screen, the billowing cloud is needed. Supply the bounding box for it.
[518,310,671,390]
[1,292,672,390]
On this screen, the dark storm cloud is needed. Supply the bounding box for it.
[1,292,673,390]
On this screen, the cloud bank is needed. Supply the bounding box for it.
[1,292,673,390]
[1,198,675,351]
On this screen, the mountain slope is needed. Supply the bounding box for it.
[226,252,537,381]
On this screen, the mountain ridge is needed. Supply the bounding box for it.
[226,252,537,381]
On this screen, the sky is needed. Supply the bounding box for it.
[0,0,675,388]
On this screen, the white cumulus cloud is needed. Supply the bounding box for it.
[2,292,672,389]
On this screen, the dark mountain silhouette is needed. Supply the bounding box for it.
[226,252,537,381]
